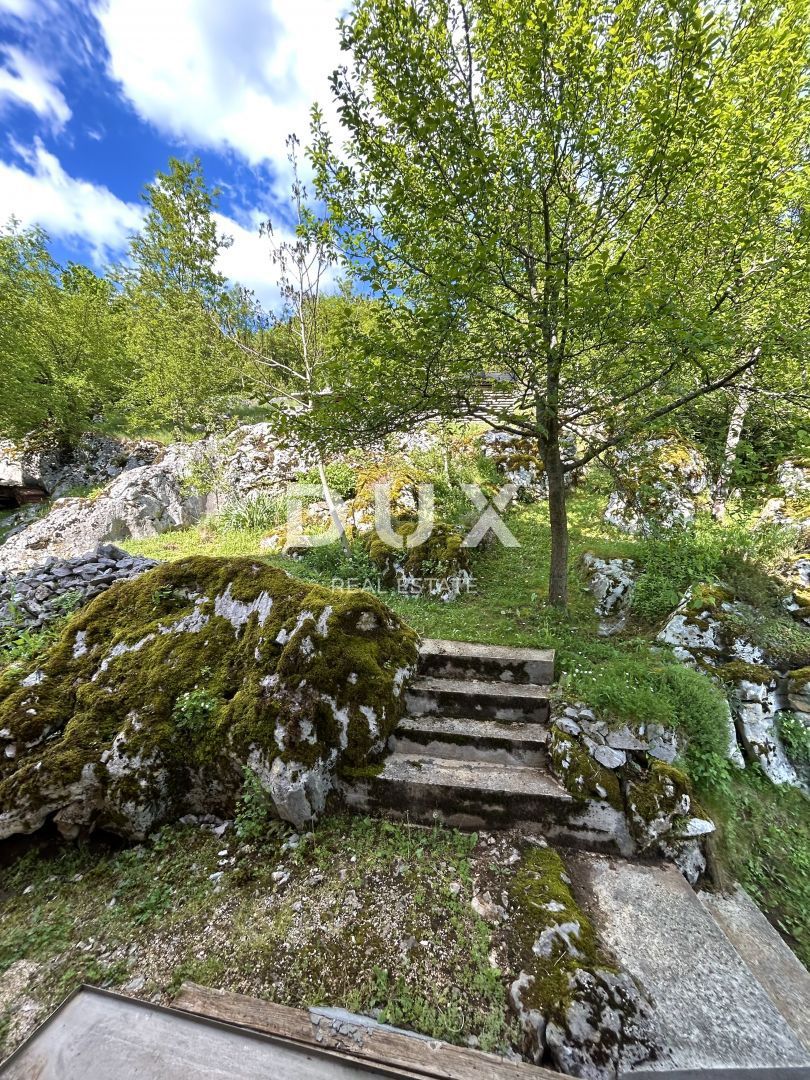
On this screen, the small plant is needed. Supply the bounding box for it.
[234,766,284,844]
[172,688,219,736]
[150,584,186,610]
[218,493,289,532]
[51,589,84,617]
[778,711,810,769]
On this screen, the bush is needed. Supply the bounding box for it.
[234,766,280,843]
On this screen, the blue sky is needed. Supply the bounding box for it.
[0,0,345,306]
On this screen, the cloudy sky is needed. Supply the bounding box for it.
[0,0,346,306]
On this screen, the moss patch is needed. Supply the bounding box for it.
[507,844,609,1020]
[548,726,623,810]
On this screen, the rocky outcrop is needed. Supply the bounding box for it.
[761,460,810,528]
[581,555,636,635]
[0,545,157,630]
[508,842,661,1077]
[549,704,715,884]
[658,586,809,787]
[0,557,419,839]
[0,444,216,574]
[0,434,158,501]
[604,435,709,534]
[0,424,325,574]
[481,430,578,501]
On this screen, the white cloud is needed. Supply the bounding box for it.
[214,210,282,308]
[0,140,143,259]
[0,141,286,302]
[0,0,34,16]
[96,0,344,174]
[0,45,71,130]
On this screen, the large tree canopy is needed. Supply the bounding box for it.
[312,0,810,604]
[0,221,125,445]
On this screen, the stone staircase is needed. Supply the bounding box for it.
[340,639,810,1071]
[342,639,629,851]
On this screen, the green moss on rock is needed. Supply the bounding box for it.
[625,761,693,849]
[548,726,623,810]
[0,557,418,841]
[717,661,774,686]
[509,844,610,1019]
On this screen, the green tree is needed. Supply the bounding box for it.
[224,137,361,552]
[122,158,240,434]
[312,0,810,605]
[0,220,124,444]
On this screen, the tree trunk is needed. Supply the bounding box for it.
[537,399,569,608]
[544,438,570,608]
[711,374,754,521]
[316,451,351,555]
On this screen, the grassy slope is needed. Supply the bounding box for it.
[121,481,809,965]
[0,478,804,1059]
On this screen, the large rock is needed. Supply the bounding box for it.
[604,434,709,534]
[581,554,636,635]
[761,460,810,528]
[508,843,660,1077]
[0,444,216,573]
[0,557,418,838]
[658,587,807,786]
[0,424,320,573]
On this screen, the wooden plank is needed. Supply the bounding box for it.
[174,983,557,1080]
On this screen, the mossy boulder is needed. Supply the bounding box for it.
[364,520,472,602]
[508,843,658,1074]
[604,433,709,535]
[0,557,419,839]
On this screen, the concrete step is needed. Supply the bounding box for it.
[698,886,810,1052]
[418,638,555,685]
[390,715,548,766]
[343,753,572,831]
[568,854,810,1070]
[405,675,550,723]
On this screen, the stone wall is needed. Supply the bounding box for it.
[0,545,157,630]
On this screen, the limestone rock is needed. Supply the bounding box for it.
[604,435,709,535]
[760,461,810,528]
[582,554,636,635]
[0,434,158,500]
[545,968,660,1079]
[0,444,216,573]
[0,558,418,840]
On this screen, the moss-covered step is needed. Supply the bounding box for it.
[405,675,550,723]
[418,639,555,685]
[390,715,548,766]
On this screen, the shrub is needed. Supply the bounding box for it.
[778,712,810,769]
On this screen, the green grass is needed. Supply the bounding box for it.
[0,818,516,1056]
